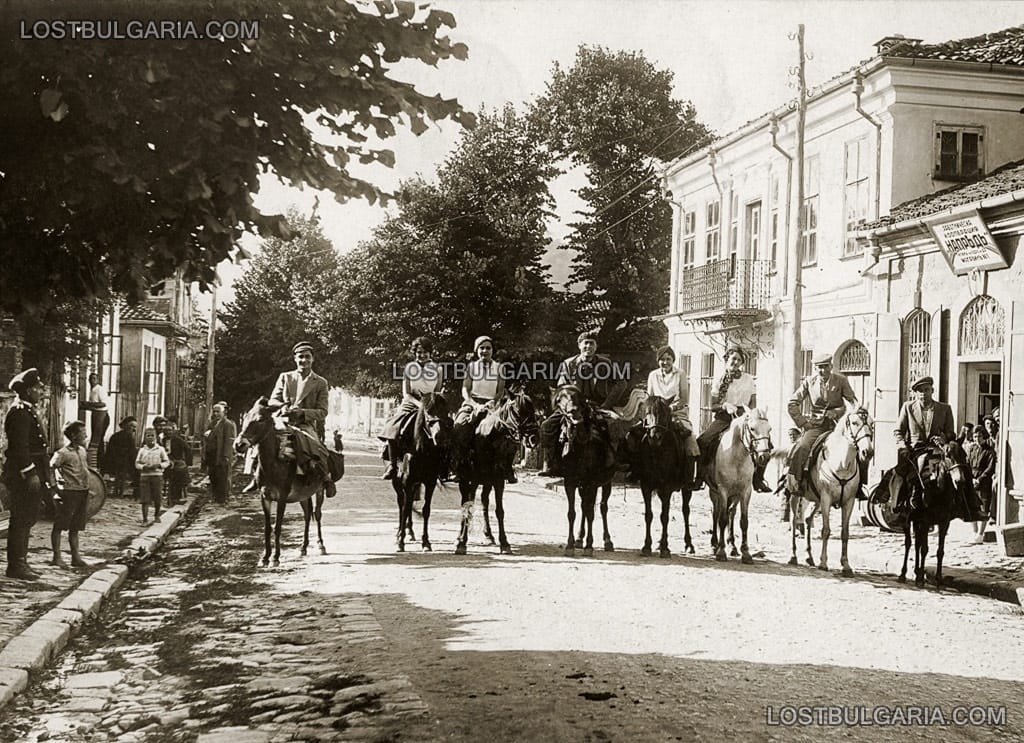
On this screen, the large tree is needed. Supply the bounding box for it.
[334,105,575,394]
[215,212,347,415]
[532,46,712,350]
[0,0,473,319]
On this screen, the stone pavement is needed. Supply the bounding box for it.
[340,428,1024,604]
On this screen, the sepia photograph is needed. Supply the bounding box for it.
[1,1,1023,740]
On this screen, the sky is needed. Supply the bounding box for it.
[206,0,1024,310]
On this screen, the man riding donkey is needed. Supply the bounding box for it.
[451,335,516,483]
[692,347,772,494]
[784,352,859,500]
[250,341,338,498]
[887,376,985,520]
[538,331,617,478]
[380,336,444,480]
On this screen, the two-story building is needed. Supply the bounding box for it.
[659,26,1024,523]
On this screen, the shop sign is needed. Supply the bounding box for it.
[927,211,1008,275]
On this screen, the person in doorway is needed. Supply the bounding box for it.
[968,425,997,544]
[49,421,93,568]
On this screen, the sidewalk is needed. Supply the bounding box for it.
[0,479,202,709]
[520,472,1024,606]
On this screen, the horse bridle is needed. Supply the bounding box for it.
[237,410,275,450]
[495,392,539,446]
[739,416,772,464]
[843,410,874,450]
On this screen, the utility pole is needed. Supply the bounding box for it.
[204,284,217,425]
[790,24,808,392]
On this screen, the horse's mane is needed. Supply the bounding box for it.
[413,393,449,451]
[478,390,536,438]
[641,395,672,425]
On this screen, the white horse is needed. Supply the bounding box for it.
[788,402,874,576]
[708,408,773,563]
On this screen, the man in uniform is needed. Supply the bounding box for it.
[2,368,53,580]
[785,353,859,496]
[538,331,616,477]
[268,341,336,497]
[893,376,984,518]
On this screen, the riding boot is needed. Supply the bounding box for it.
[536,443,563,477]
[381,441,398,480]
[691,457,706,491]
[505,463,518,484]
[752,461,772,493]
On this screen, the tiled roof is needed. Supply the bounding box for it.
[884,25,1024,66]
[119,302,171,324]
[862,159,1024,231]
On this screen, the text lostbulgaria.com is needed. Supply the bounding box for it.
[18,18,260,41]
[766,705,1007,727]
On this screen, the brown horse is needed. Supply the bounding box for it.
[234,397,329,567]
[552,386,617,557]
[392,393,452,552]
[898,441,970,588]
[456,388,538,555]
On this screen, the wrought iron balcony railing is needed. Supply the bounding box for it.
[677,257,773,317]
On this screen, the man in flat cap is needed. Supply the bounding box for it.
[2,368,53,580]
[785,352,859,496]
[893,376,984,518]
[267,341,335,497]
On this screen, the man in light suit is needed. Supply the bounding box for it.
[894,376,983,518]
[268,341,335,497]
[204,402,236,504]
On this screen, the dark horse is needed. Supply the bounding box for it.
[627,395,694,557]
[898,441,971,588]
[553,385,617,557]
[391,393,453,552]
[456,388,538,555]
[235,397,329,567]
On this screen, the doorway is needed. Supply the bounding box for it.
[963,362,1001,427]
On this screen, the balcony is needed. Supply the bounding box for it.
[677,257,773,319]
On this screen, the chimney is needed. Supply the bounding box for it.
[874,34,923,55]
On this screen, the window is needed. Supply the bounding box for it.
[959,295,1004,356]
[935,125,984,181]
[143,345,164,417]
[374,400,386,419]
[699,353,715,429]
[844,138,871,256]
[801,156,819,266]
[705,200,721,261]
[769,174,780,272]
[745,350,758,408]
[681,210,696,269]
[901,309,931,400]
[729,192,740,261]
[679,354,692,409]
[745,201,762,261]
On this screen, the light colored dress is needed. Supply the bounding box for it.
[646,368,699,456]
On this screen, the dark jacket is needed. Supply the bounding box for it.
[103,430,138,475]
[968,442,996,484]
[894,400,956,450]
[2,399,51,485]
[166,432,193,465]
[556,354,614,408]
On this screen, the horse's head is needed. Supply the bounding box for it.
[838,401,874,463]
[640,394,672,446]
[554,385,588,425]
[741,407,773,466]
[504,389,539,448]
[235,397,280,453]
[940,440,971,493]
[414,392,453,451]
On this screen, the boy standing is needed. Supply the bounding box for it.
[49,421,93,568]
[135,427,170,524]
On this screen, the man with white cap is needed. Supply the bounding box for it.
[785,352,859,496]
[2,368,53,580]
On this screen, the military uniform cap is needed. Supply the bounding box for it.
[8,367,40,392]
[292,341,314,355]
[812,353,833,366]
[911,376,934,391]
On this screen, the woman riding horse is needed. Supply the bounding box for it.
[641,346,699,481]
[452,335,514,483]
[693,347,771,493]
[380,336,444,480]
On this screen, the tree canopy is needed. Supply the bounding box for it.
[532,46,712,350]
[0,0,473,318]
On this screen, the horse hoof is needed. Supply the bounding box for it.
[260,558,269,568]
[817,564,828,572]
[272,559,280,568]
[641,546,652,556]
[422,542,432,552]
[841,566,854,578]
[897,574,907,583]
[805,558,815,567]
[715,551,727,562]
[787,556,798,566]
[686,545,695,555]
[397,543,405,553]
[574,538,584,549]
[915,578,925,588]
[500,544,513,555]
[604,541,614,552]
[485,535,496,546]
[730,548,739,558]
[564,546,575,557]
[582,547,594,558]
[659,548,671,559]
[319,546,327,555]
[741,553,754,565]
[454,543,467,555]
[299,549,308,558]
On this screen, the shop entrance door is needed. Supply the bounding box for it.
[963,362,1001,427]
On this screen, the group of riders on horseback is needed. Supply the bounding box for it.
[246,333,986,532]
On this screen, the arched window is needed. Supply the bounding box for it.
[901,309,931,390]
[837,340,870,374]
[959,295,1004,356]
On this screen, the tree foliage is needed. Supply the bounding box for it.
[532,46,712,350]
[0,0,473,318]
[333,105,576,394]
[215,211,346,415]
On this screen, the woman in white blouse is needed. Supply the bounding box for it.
[645,346,700,461]
[453,335,514,481]
[380,337,443,480]
[693,347,771,492]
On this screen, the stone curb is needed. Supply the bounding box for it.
[0,495,197,713]
[528,476,1024,608]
